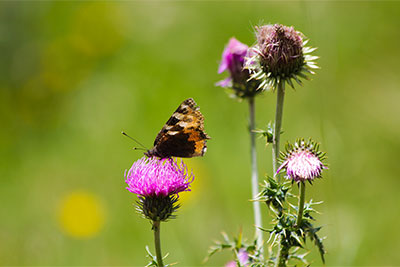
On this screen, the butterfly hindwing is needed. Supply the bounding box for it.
[145,98,210,158]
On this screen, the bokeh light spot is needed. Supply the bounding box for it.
[178,159,208,205]
[58,191,105,239]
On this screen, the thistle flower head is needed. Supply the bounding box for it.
[217,37,261,98]
[246,24,319,91]
[125,156,194,221]
[218,38,248,83]
[277,139,327,183]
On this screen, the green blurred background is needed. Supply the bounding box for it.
[1,1,400,266]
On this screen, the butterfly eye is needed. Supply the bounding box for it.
[202,145,207,155]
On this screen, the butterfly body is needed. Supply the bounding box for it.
[145,98,210,159]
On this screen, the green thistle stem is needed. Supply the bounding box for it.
[273,81,287,267]
[296,182,306,227]
[153,220,164,267]
[249,96,263,255]
[276,240,289,267]
[272,81,285,182]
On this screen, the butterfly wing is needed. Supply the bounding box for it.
[146,98,210,158]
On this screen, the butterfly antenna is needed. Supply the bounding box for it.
[132,147,146,151]
[121,131,147,149]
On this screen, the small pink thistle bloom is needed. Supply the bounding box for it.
[125,156,194,197]
[277,139,327,182]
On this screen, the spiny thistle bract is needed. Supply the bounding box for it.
[257,176,291,216]
[267,211,326,265]
[125,156,194,221]
[245,24,319,91]
[277,138,327,183]
[205,231,262,267]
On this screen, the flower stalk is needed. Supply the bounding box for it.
[217,37,263,255]
[249,96,263,254]
[296,182,306,228]
[272,81,285,182]
[245,24,322,266]
[125,157,194,266]
[276,242,289,267]
[153,220,164,267]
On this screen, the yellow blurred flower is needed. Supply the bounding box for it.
[57,191,105,239]
[178,159,208,205]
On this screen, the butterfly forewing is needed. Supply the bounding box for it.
[145,98,210,158]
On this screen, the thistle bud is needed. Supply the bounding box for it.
[257,24,304,79]
[246,24,319,91]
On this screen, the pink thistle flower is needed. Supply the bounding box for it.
[125,156,193,197]
[277,139,327,183]
[217,37,249,87]
[216,38,261,98]
[125,156,194,221]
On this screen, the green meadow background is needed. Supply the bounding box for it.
[1,2,400,266]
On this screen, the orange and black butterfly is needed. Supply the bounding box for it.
[125,98,210,159]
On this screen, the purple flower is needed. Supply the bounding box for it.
[125,156,194,221]
[217,38,249,87]
[216,38,262,98]
[125,156,193,197]
[277,139,327,182]
[217,39,247,86]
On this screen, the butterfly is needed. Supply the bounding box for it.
[144,98,210,159]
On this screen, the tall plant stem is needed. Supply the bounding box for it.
[273,81,287,266]
[153,220,164,267]
[296,182,306,227]
[276,241,289,267]
[249,96,263,254]
[272,81,285,182]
